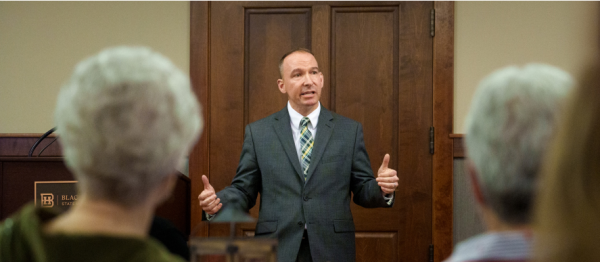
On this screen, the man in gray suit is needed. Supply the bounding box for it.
[199,48,399,262]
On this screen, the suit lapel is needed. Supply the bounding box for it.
[273,107,303,179]
[305,107,334,183]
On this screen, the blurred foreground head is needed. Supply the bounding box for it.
[534,62,600,262]
[54,46,203,207]
[464,63,573,226]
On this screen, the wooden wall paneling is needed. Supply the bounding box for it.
[311,4,331,109]
[240,6,314,235]
[245,8,312,125]
[189,1,210,237]
[330,3,435,261]
[207,1,247,238]
[331,7,400,260]
[355,232,399,261]
[332,6,399,165]
[452,157,485,244]
[432,2,454,262]
[397,2,434,261]
[450,134,464,158]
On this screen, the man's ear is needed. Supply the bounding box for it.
[277,79,286,94]
[466,159,486,206]
[319,72,324,85]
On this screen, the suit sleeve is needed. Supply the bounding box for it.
[350,123,394,208]
[215,124,262,212]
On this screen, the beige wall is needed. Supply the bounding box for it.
[455,1,599,133]
[0,2,597,133]
[0,2,189,133]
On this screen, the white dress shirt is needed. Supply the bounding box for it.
[287,102,321,165]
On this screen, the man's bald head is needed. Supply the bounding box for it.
[278,48,316,78]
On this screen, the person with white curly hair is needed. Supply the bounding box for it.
[444,64,573,262]
[0,46,203,262]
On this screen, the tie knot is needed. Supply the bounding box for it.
[300,117,311,128]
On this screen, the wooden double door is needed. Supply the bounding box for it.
[190,2,437,261]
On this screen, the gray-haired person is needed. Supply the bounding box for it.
[0,46,203,262]
[444,64,573,262]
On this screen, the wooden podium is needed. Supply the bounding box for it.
[0,157,191,236]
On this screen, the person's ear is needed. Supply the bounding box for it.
[467,159,486,206]
[318,72,324,85]
[277,79,286,94]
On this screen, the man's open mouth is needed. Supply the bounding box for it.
[301,91,316,96]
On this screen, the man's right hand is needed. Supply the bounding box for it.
[198,175,222,215]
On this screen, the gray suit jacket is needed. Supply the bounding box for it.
[216,106,393,262]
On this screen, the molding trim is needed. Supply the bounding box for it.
[450,134,464,158]
[432,2,454,261]
[0,134,57,138]
[0,136,61,157]
[189,1,210,238]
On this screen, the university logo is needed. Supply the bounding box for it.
[41,193,54,208]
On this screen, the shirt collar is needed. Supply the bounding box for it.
[287,102,320,129]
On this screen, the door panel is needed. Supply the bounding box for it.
[246,8,312,124]
[191,2,433,261]
[331,6,399,172]
[332,7,401,259]
[355,232,399,261]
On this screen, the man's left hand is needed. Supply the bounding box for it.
[376,154,398,194]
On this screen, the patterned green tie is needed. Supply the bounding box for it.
[300,117,314,181]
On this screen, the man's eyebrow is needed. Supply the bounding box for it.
[289,67,320,75]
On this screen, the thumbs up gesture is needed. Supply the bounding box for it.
[376,154,399,194]
[198,175,222,215]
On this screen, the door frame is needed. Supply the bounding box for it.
[188,2,454,261]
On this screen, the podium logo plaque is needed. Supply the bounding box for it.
[35,181,78,213]
[40,193,55,208]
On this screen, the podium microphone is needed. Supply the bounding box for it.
[28,127,56,157]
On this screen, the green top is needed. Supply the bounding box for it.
[0,203,186,262]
